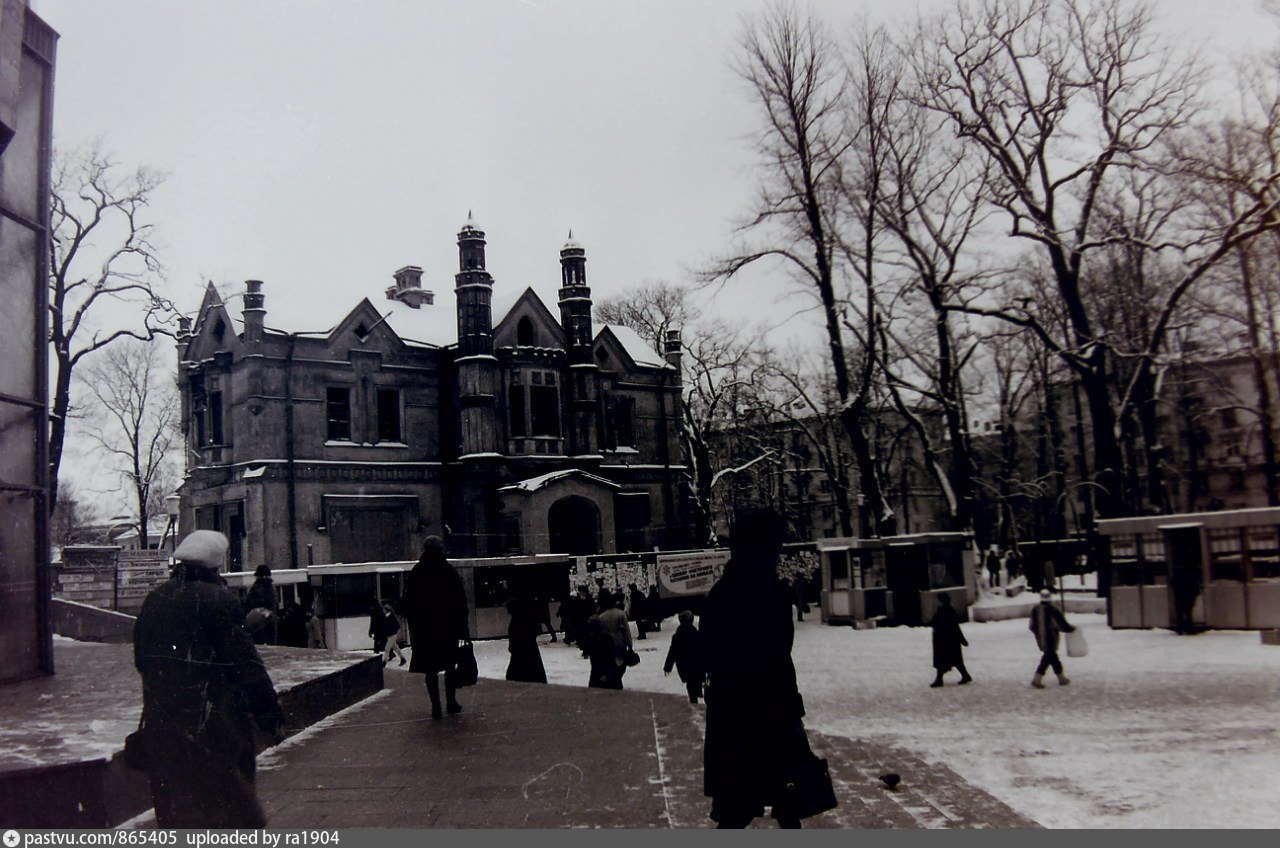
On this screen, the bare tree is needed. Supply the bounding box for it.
[49,142,174,508]
[708,3,895,535]
[81,338,179,549]
[911,0,1280,533]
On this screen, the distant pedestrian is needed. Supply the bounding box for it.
[244,565,278,645]
[1171,555,1203,635]
[305,606,326,649]
[645,585,664,632]
[927,593,972,687]
[277,600,307,648]
[598,591,634,684]
[559,586,591,647]
[584,614,623,690]
[133,530,286,828]
[1029,588,1075,688]
[985,548,1001,590]
[701,507,832,828]
[380,600,408,667]
[536,593,558,643]
[368,599,387,654]
[663,610,707,704]
[403,536,470,719]
[505,593,548,683]
[629,584,649,640]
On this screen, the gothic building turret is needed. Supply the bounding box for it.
[558,232,598,456]
[454,213,499,456]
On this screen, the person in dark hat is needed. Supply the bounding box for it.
[663,610,707,704]
[403,536,470,719]
[243,565,277,645]
[132,530,286,828]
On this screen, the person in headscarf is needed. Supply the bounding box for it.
[132,530,286,828]
[403,536,470,718]
[1029,588,1075,688]
[700,507,829,829]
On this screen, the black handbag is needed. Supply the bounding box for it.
[121,719,149,771]
[780,752,838,819]
[452,640,479,687]
[624,649,641,667]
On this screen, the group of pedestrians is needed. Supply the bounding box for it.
[241,565,326,649]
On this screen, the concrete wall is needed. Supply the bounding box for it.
[51,598,135,644]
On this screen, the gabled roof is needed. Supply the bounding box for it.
[493,287,567,348]
[595,324,673,370]
[497,469,622,494]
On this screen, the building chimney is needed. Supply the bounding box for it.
[386,265,433,309]
[242,279,265,343]
[664,327,683,369]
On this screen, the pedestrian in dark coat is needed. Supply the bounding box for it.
[558,587,590,647]
[584,614,623,690]
[277,600,307,648]
[628,583,649,639]
[663,610,706,703]
[243,565,277,645]
[700,508,827,829]
[927,593,972,687]
[597,591,633,682]
[505,594,548,683]
[645,586,664,632]
[403,536,470,718]
[1029,589,1075,688]
[367,599,387,654]
[133,530,286,828]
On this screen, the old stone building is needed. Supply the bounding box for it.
[176,219,689,569]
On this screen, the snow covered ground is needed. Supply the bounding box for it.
[456,606,1280,829]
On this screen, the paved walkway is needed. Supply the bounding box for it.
[255,673,1039,829]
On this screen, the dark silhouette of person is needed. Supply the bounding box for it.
[927,593,972,687]
[243,565,278,645]
[629,583,649,640]
[663,610,707,703]
[1171,556,1203,635]
[584,614,623,690]
[133,530,286,828]
[1029,589,1076,688]
[505,592,548,683]
[558,586,591,647]
[368,598,388,654]
[597,591,634,683]
[403,536,470,719]
[277,600,307,648]
[645,585,664,632]
[700,508,830,829]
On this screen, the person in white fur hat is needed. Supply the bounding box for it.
[132,530,286,827]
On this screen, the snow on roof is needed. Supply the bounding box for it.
[497,469,621,494]
[379,295,457,348]
[601,324,672,370]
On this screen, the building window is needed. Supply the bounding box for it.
[1219,408,1240,429]
[605,394,636,448]
[209,391,224,445]
[376,389,401,443]
[530,384,560,436]
[819,479,832,493]
[192,388,208,447]
[509,373,527,437]
[517,316,535,346]
[327,387,352,441]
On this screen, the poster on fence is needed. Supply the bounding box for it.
[655,550,729,598]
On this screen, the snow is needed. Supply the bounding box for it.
[497,469,621,494]
[447,610,1280,829]
[600,324,672,370]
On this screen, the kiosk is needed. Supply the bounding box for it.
[1097,507,1280,630]
[819,532,975,626]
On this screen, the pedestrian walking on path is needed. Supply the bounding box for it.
[1029,588,1075,688]
[927,593,972,687]
[598,591,634,684]
[663,610,707,704]
[505,592,548,683]
[584,614,623,689]
[380,600,408,667]
[244,565,278,645]
[133,530,286,828]
[700,508,834,829]
[305,605,326,649]
[403,536,470,719]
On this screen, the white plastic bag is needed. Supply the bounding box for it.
[1066,628,1088,658]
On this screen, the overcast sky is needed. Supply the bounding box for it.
[33,0,1279,515]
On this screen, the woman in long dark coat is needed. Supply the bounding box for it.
[928,592,972,687]
[505,593,548,683]
[403,536,470,719]
[700,508,828,829]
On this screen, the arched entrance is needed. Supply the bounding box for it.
[548,496,602,555]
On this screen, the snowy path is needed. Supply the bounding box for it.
[463,613,1280,828]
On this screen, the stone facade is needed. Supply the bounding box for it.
[176,221,688,568]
